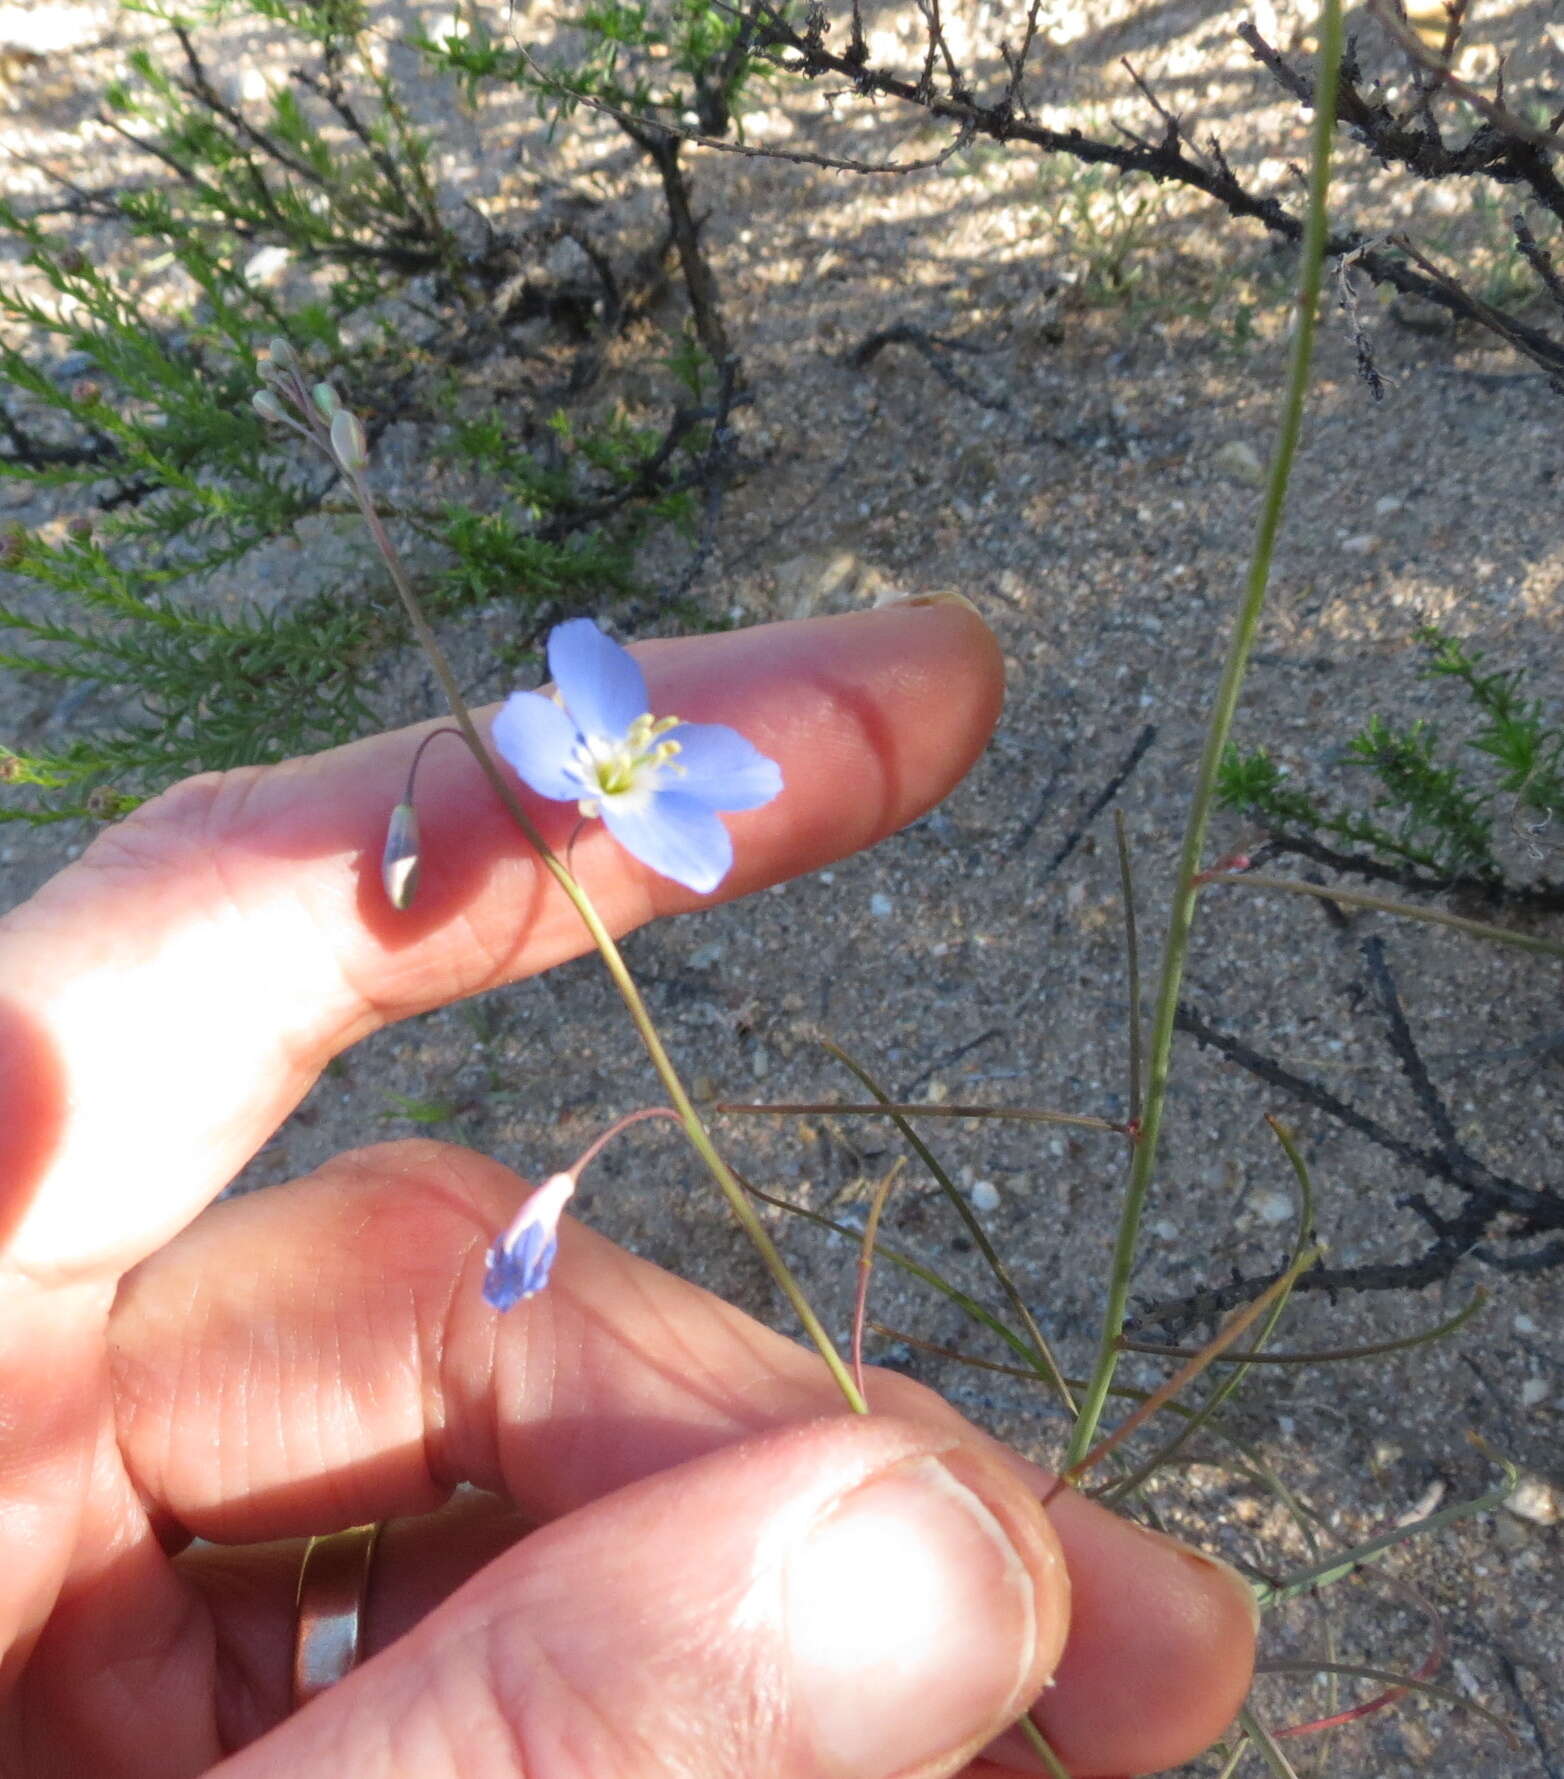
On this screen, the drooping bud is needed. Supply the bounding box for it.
[329,407,368,474]
[483,1172,577,1311]
[381,799,421,910]
[252,388,288,423]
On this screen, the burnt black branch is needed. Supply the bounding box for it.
[742,5,1564,375]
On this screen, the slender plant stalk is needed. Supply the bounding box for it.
[1059,1244,1319,1495]
[1122,1287,1485,1365]
[718,1098,1125,1135]
[822,1040,1078,1413]
[1064,0,1348,1470]
[1114,809,1144,1124]
[1256,1660,1518,1745]
[1240,1704,1304,1779]
[1255,1440,1516,1608]
[1100,1118,1317,1507]
[850,1160,903,1401]
[1202,869,1564,959]
[338,470,868,1412]
[1018,1714,1071,1777]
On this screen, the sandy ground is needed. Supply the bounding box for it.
[0,0,1561,1771]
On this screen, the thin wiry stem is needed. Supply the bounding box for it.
[1064,0,1348,1470]
[850,1161,903,1402]
[718,1098,1126,1136]
[284,384,868,1413]
[1114,808,1144,1125]
[823,1040,1078,1413]
[1201,869,1564,959]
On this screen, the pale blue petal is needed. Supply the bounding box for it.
[661,723,783,812]
[483,1221,558,1311]
[602,790,733,893]
[491,691,584,802]
[548,619,647,739]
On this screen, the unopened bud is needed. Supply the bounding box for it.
[85,784,135,819]
[312,381,341,419]
[252,388,288,423]
[329,407,368,474]
[382,800,421,910]
[266,336,299,373]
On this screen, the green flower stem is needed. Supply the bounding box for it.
[1019,1715,1071,1778]
[1063,0,1347,1471]
[346,478,868,1415]
[1202,870,1564,959]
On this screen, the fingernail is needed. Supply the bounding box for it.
[787,1454,1045,1778]
[1195,1547,1263,1636]
[886,590,982,615]
[1130,1518,1262,1636]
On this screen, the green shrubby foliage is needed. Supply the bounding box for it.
[1220,627,1564,894]
[0,0,734,821]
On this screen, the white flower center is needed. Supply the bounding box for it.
[573,712,683,815]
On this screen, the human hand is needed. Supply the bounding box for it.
[0,600,1255,1778]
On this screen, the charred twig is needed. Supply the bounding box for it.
[1360,936,1466,1169]
[1514,214,1564,317]
[636,134,733,371]
[846,323,1068,445]
[1176,998,1556,1223]
[1365,0,1563,154]
[535,386,749,542]
[1252,828,1564,913]
[751,6,1564,374]
[666,360,742,600]
[997,0,1046,128]
[1012,724,1156,870]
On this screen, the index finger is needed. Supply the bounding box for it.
[0,600,1002,1284]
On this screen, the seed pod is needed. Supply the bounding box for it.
[381,800,421,910]
[329,407,368,474]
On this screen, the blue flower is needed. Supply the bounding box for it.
[483,1173,576,1311]
[491,619,783,893]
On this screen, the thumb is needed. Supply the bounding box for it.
[218,1416,1068,1779]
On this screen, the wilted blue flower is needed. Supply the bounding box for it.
[483,1172,576,1311]
[491,619,782,894]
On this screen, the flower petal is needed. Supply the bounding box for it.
[491,691,585,802]
[483,1173,576,1311]
[483,1222,558,1310]
[548,619,648,740]
[660,722,783,812]
[601,790,734,894]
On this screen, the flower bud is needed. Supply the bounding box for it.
[312,381,341,419]
[266,337,299,373]
[252,388,287,423]
[381,800,421,910]
[329,407,368,474]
